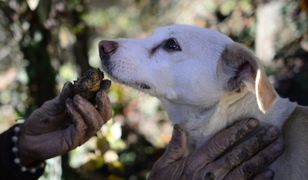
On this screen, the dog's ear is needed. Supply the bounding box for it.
[218,42,277,113]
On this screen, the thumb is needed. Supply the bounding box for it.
[48,82,74,112]
[58,82,74,103]
[160,124,187,165]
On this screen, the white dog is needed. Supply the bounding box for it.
[99,24,308,179]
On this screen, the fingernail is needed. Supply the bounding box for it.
[247,118,258,128]
[272,142,283,153]
[65,98,73,106]
[73,95,83,103]
[65,99,73,110]
[266,126,279,138]
[265,170,274,178]
[63,82,73,91]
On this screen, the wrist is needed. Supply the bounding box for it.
[12,123,45,173]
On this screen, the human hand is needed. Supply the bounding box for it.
[18,81,112,165]
[149,119,283,180]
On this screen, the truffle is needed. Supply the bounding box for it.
[73,68,106,100]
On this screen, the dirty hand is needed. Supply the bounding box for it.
[149,119,283,180]
[18,82,112,166]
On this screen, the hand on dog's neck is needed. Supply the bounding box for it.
[161,90,297,149]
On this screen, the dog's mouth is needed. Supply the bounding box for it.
[101,63,151,90]
[111,75,151,90]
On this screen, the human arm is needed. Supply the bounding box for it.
[0,81,112,180]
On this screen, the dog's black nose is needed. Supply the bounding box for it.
[99,40,118,57]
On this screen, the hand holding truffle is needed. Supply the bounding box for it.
[18,69,112,166]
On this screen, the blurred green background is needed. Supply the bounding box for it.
[0,0,307,179]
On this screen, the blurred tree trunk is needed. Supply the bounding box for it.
[74,28,90,74]
[20,7,56,114]
[72,0,90,74]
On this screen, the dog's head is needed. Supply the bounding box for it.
[99,24,277,113]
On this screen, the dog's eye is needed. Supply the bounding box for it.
[163,38,181,52]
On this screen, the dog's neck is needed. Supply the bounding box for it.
[161,91,297,149]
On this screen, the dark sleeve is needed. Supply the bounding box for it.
[0,125,45,180]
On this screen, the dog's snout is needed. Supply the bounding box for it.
[99,40,118,56]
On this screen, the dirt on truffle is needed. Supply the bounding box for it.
[73,68,109,100]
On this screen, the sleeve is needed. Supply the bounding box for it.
[0,125,45,180]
